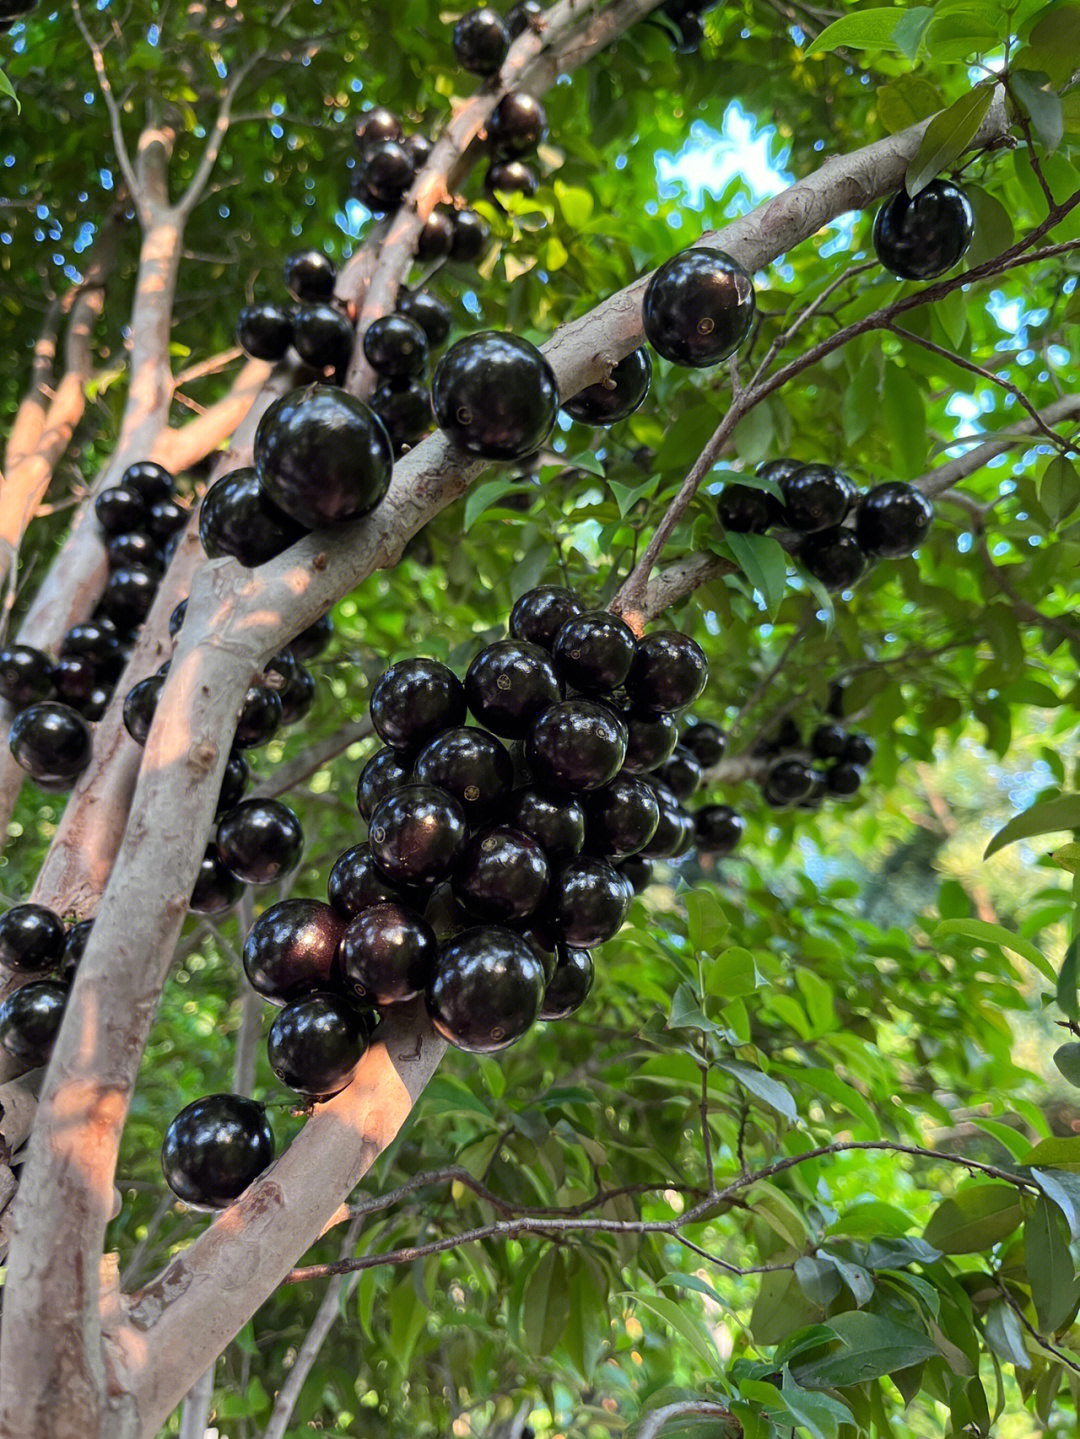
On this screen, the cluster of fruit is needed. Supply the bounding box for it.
[718,458,935,592]
[752,713,874,811]
[235,250,354,381]
[0,905,97,1070]
[0,461,189,789]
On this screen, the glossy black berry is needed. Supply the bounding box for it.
[395,289,452,348]
[413,727,514,819]
[268,993,368,1097]
[539,945,593,1020]
[95,485,147,535]
[328,843,404,921]
[338,902,436,1006]
[811,723,847,760]
[217,800,303,885]
[427,926,544,1052]
[167,599,187,641]
[694,804,744,855]
[550,857,630,947]
[103,567,159,629]
[453,7,510,74]
[827,761,864,797]
[454,826,549,923]
[585,775,660,857]
[650,744,702,801]
[622,708,678,773]
[51,656,99,707]
[369,784,468,887]
[854,482,934,558]
[506,0,542,35]
[843,732,874,767]
[105,531,162,574]
[682,720,725,767]
[626,631,707,713]
[161,1094,275,1210]
[372,378,433,452]
[762,757,816,808]
[242,898,345,1005]
[487,91,547,157]
[449,209,491,264]
[189,846,244,915]
[236,303,294,361]
[354,139,414,209]
[509,586,585,650]
[122,674,164,745]
[120,460,173,504]
[234,684,282,750]
[255,384,393,530]
[432,332,558,462]
[0,904,65,973]
[266,651,316,726]
[873,180,973,281]
[0,645,54,708]
[356,747,412,823]
[283,250,336,303]
[718,483,779,534]
[403,132,434,168]
[289,612,333,661]
[527,699,627,791]
[417,207,456,262]
[640,783,694,858]
[779,464,857,533]
[370,659,466,753]
[465,639,563,739]
[552,611,636,695]
[0,980,67,1068]
[60,918,93,982]
[504,787,586,861]
[562,347,652,427]
[147,498,188,543]
[9,702,92,787]
[484,159,538,198]
[60,619,122,670]
[217,750,250,814]
[199,468,307,569]
[799,528,867,591]
[354,105,403,152]
[291,303,355,373]
[642,248,755,368]
[362,314,429,380]
[619,854,654,893]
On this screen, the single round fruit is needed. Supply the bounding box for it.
[106,531,162,574]
[403,132,434,168]
[368,784,468,887]
[454,826,549,922]
[694,804,744,855]
[504,786,586,861]
[453,6,510,74]
[506,0,542,35]
[78,685,112,722]
[199,468,307,569]
[217,750,250,814]
[161,1094,275,1210]
[291,303,355,373]
[0,645,55,708]
[552,611,636,695]
[362,314,429,380]
[289,612,333,661]
[268,993,368,1097]
[0,980,67,1068]
[843,732,874,767]
[827,761,864,797]
[372,378,433,453]
[99,566,157,629]
[122,675,164,746]
[449,209,491,264]
[356,746,412,822]
[60,620,121,668]
[283,250,336,303]
[619,854,653,893]
[526,700,627,791]
[236,303,293,361]
[9,702,91,787]
[371,661,464,756]
[642,248,755,368]
[623,708,678,773]
[395,289,452,348]
[147,498,188,543]
[432,332,559,462]
[51,656,99,707]
[353,139,414,209]
[682,720,725,767]
[718,483,779,535]
[561,348,652,426]
[328,843,404,920]
[539,945,593,1020]
[626,631,707,713]
[266,651,315,725]
[217,800,303,885]
[189,847,244,914]
[427,926,544,1052]
[585,775,660,856]
[779,464,857,533]
[118,459,172,503]
[487,91,547,157]
[873,179,974,281]
[0,903,65,973]
[799,528,867,591]
[550,857,630,947]
[640,783,694,858]
[854,482,934,558]
[354,105,403,152]
[413,726,513,819]
[465,639,562,739]
[650,744,702,802]
[338,902,437,1006]
[242,897,344,1006]
[94,485,147,535]
[484,159,538,198]
[810,723,847,760]
[762,757,815,808]
[255,384,393,530]
[60,918,93,982]
[417,207,455,262]
[509,586,585,650]
[234,683,283,750]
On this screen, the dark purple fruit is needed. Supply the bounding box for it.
[106,531,163,574]
[0,980,67,1068]
[718,483,780,534]
[78,685,112,722]
[539,945,593,1020]
[694,804,744,854]
[561,348,652,426]
[234,683,282,749]
[338,902,437,1006]
[9,702,91,787]
[268,654,315,726]
[217,800,303,885]
[682,720,725,767]
[94,485,147,535]
[161,1094,274,1210]
[843,732,874,766]
[291,303,355,373]
[454,826,549,922]
[651,744,702,801]
[623,708,679,773]
[0,904,65,973]
[504,787,585,861]
[640,783,694,858]
[395,289,452,348]
[854,482,934,558]
[50,656,100,707]
[122,674,164,745]
[552,611,636,695]
[60,918,93,982]
[283,250,336,303]
[328,843,403,920]
[585,775,660,856]
[509,586,585,650]
[354,105,403,152]
[464,639,562,739]
[168,599,187,640]
[368,784,468,886]
[189,847,244,914]
[289,612,333,661]
[236,303,294,361]
[484,159,538,198]
[268,993,368,1097]
[99,567,157,629]
[873,180,973,281]
[60,619,121,668]
[120,460,173,503]
[487,91,547,157]
[147,498,188,543]
[0,645,54,708]
[799,528,867,591]
[453,6,510,74]
[413,726,513,819]
[353,139,414,209]
[403,132,434,168]
[242,897,345,1005]
[417,207,455,262]
[826,761,864,797]
[432,331,558,462]
[217,750,250,814]
[618,854,653,893]
[506,0,542,35]
[356,746,412,822]
[362,314,429,380]
[199,468,308,568]
[427,926,544,1052]
[448,209,491,264]
[526,699,627,791]
[372,378,433,452]
[762,757,815,808]
[810,723,847,760]
[550,857,630,947]
[369,658,466,753]
[255,384,393,530]
[626,631,707,713]
[642,248,755,368]
[779,464,857,534]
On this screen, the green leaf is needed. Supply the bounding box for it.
[922,1183,1024,1253]
[554,181,593,230]
[1057,938,1080,1022]
[1025,1196,1080,1332]
[984,793,1080,858]
[1031,1168,1080,1240]
[1022,1135,1080,1172]
[724,532,788,619]
[793,1311,938,1389]
[717,1058,798,1122]
[1021,2,1080,86]
[806,7,928,56]
[779,1370,854,1439]
[1011,70,1065,153]
[934,917,1055,982]
[524,1250,571,1356]
[628,1292,719,1370]
[883,365,928,478]
[1053,1043,1080,1088]
[0,68,19,112]
[876,75,945,133]
[705,946,757,999]
[1051,843,1080,874]
[463,477,525,531]
[964,184,1015,267]
[906,87,994,198]
[1038,454,1080,526]
[983,1301,1032,1369]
